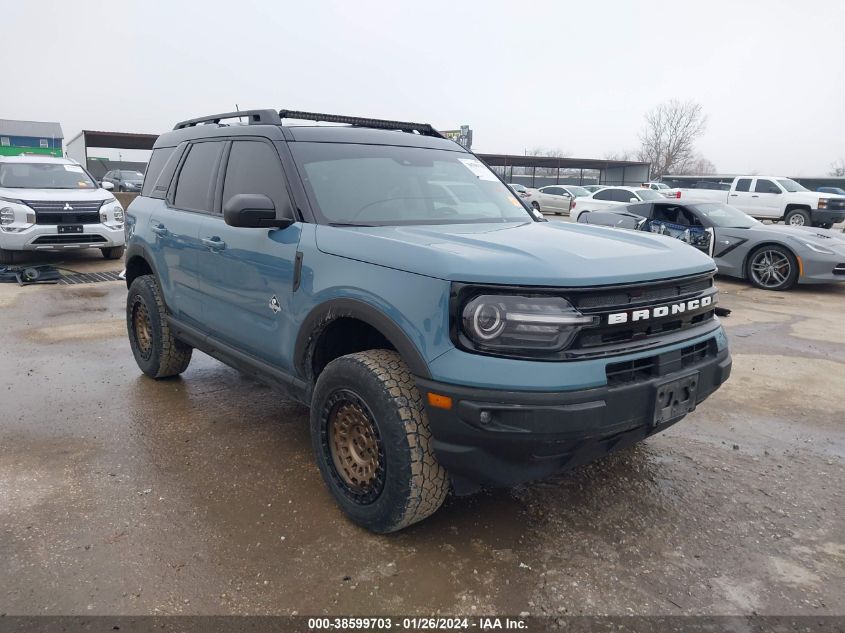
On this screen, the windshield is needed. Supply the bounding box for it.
[0,162,98,189]
[122,170,144,180]
[290,143,533,226]
[637,189,664,201]
[565,186,590,197]
[509,183,527,192]
[777,179,808,193]
[693,203,758,228]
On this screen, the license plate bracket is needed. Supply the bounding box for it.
[58,225,83,234]
[653,372,700,426]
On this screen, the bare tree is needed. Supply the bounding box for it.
[676,155,717,175]
[516,147,571,176]
[638,100,707,178]
[829,158,845,177]
[603,150,635,161]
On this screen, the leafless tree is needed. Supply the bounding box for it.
[637,100,707,178]
[515,147,572,176]
[829,158,845,177]
[603,150,635,161]
[676,155,717,175]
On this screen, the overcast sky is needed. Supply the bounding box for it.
[5,0,844,175]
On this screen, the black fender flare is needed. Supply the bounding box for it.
[294,298,431,381]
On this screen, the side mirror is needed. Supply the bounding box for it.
[629,197,639,203]
[101,181,114,191]
[223,193,294,229]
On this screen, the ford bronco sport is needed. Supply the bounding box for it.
[124,109,731,533]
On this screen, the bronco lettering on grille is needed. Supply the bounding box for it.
[607,295,713,325]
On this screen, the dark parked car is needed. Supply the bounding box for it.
[817,186,845,196]
[102,169,145,192]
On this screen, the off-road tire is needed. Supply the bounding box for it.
[310,350,449,533]
[784,208,811,226]
[127,274,192,378]
[101,245,125,260]
[0,248,18,265]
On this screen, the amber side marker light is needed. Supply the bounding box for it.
[797,255,804,277]
[427,392,453,410]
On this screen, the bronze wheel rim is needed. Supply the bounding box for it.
[325,391,385,502]
[133,300,153,359]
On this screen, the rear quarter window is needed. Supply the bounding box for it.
[141,147,176,197]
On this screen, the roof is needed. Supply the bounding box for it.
[66,130,158,151]
[477,153,649,171]
[0,154,75,164]
[0,119,63,139]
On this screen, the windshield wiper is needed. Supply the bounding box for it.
[328,222,377,227]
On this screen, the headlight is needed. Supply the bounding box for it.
[113,206,124,222]
[460,294,596,354]
[0,207,13,226]
[818,198,828,209]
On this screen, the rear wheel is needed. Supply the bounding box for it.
[0,248,18,265]
[784,208,810,226]
[310,350,449,533]
[127,275,193,378]
[746,245,798,291]
[101,245,125,260]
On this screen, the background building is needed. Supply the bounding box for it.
[0,119,63,157]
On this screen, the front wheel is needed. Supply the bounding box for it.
[127,275,193,378]
[746,245,799,291]
[784,209,810,226]
[310,350,449,533]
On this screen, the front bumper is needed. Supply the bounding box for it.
[417,344,731,494]
[810,208,845,225]
[0,223,125,252]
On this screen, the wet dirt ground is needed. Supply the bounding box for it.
[1,249,843,616]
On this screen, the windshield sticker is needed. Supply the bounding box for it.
[64,165,84,173]
[458,158,498,181]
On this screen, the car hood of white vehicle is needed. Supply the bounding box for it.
[0,187,115,202]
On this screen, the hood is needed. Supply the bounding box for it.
[756,224,845,252]
[0,187,114,202]
[315,221,716,286]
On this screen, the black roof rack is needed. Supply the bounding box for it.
[278,110,444,138]
[173,109,282,130]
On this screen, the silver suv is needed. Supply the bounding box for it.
[0,155,126,264]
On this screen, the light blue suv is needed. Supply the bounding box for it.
[124,109,731,533]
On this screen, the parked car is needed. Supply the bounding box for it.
[676,176,845,228]
[102,169,145,192]
[0,155,126,264]
[817,186,845,196]
[642,181,681,198]
[570,186,665,221]
[578,200,845,290]
[507,183,540,208]
[533,185,591,215]
[124,108,731,533]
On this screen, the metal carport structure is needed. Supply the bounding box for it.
[476,153,651,188]
[65,130,158,178]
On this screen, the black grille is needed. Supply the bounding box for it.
[573,276,712,310]
[834,264,845,276]
[23,200,104,226]
[32,234,107,245]
[606,339,716,386]
[825,199,845,211]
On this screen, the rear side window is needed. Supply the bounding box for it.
[141,147,175,197]
[754,179,777,193]
[735,178,751,192]
[593,189,614,201]
[222,141,289,212]
[612,189,636,202]
[173,142,224,211]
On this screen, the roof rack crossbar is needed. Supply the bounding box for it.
[278,110,444,138]
[173,109,282,130]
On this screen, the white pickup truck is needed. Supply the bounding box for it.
[678,176,845,228]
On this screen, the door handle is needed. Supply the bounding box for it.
[202,236,226,251]
[729,194,738,197]
[751,195,759,198]
[151,223,168,236]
